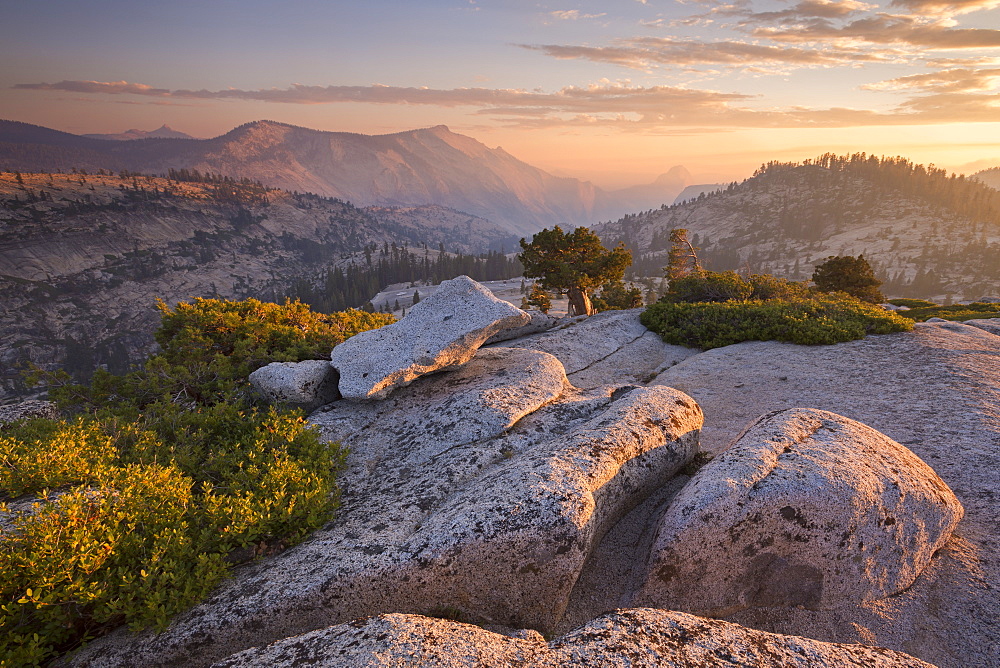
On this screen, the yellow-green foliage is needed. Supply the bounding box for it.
[155,297,394,374]
[3,297,389,665]
[897,301,1000,322]
[642,293,912,350]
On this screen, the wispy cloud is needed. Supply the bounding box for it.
[548,9,607,20]
[889,0,1000,17]
[752,14,1000,49]
[863,67,1000,92]
[13,79,751,112]
[521,37,901,71]
[13,77,1000,130]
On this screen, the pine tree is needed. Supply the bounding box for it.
[519,226,631,316]
[812,255,884,303]
[664,228,702,284]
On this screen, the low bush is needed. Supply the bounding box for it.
[641,293,912,349]
[665,270,752,303]
[898,302,1000,322]
[2,298,390,665]
[664,271,810,304]
[887,298,937,308]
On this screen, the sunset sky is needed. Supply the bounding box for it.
[3,0,1000,187]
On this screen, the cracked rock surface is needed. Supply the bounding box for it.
[58,300,999,668]
[210,609,935,668]
[633,408,963,617]
[68,347,702,667]
[499,308,695,388]
[650,321,1000,667]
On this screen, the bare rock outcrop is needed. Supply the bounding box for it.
[248,360,340,412]
[499,308,695,389]
[0,399,56,426]
[634,408,963,617]
[211,609,936,668]
[69,347,702,667]
[962,317,1000,336]
[331,275,529,399]
[649,321,1000,667]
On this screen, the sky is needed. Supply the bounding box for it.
[2,0,1000,187]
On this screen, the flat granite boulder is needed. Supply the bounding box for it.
[310,347,568,459]
[211,609,935,667]
[248,360,340,412]
[68,351,702,667]
[330,275,529,399]
[498,308,695,389]
[634,408,964,617]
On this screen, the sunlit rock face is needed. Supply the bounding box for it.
[331,275,530,399]
[209,609,936,668]
[634,408,963,616]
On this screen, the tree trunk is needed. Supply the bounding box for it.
[567,287,594,316]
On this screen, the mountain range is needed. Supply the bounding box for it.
[0,119,691,236]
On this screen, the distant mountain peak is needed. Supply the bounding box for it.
[82,124,193,141]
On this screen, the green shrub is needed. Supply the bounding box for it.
[641,294,912,349]
[887,298,937,308]
[663,271,809,305]
[524,284,551,313]
[897,302,1000,322]
[747,274,811,301]
[592,279,643,311]
[4,297,389,664]
[665,271,752,303]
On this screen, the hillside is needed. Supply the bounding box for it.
[0,120,685,236]
[0,171,519,404]
[597,154,1000,301]
[973,167,1000,190]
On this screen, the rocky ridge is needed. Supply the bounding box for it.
[0,120,690,237]
[0,172,517,404]
[62,279,998,668]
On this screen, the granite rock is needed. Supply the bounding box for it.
[248,360,340,412]
[0,399,56,427]
[499,308,695,389]
[962,317,1000,337]
[211,609,936,668]
[330,275,529,399]
[67,353,702,667]
[634,408,963,616]
[649,321,999,667]
[485,309,562,344]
